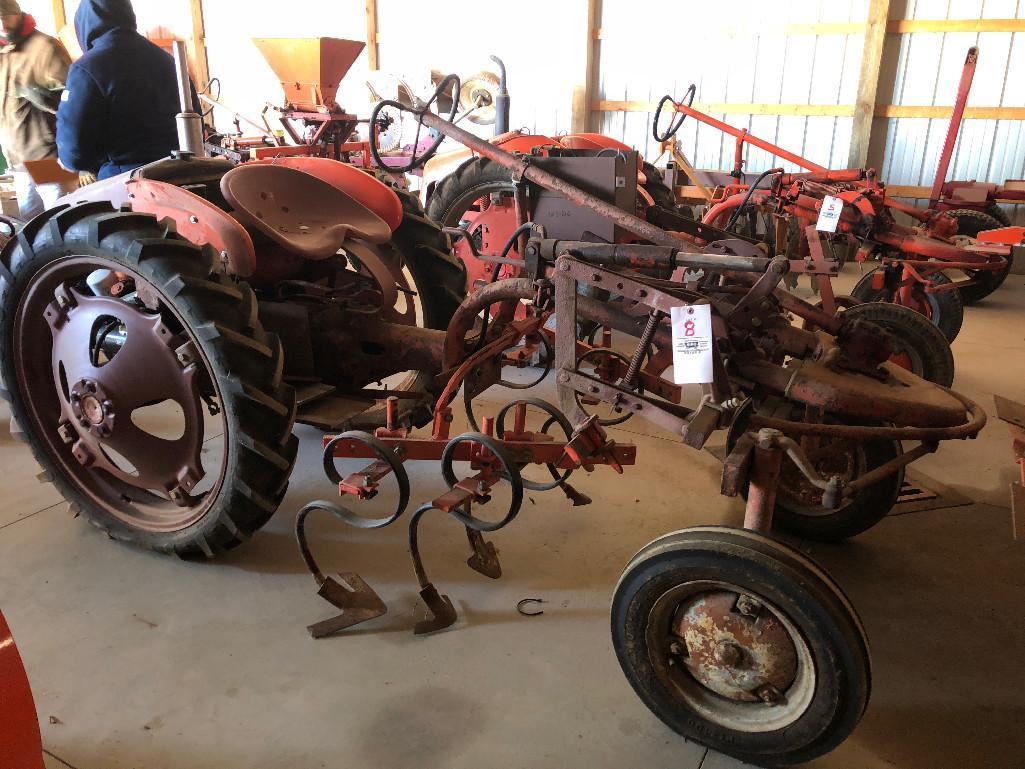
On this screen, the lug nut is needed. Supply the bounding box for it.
[736,594,763,617]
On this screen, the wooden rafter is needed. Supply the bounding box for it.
[365,0,379,71]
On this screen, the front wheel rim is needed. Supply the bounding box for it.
[646,579,816,733]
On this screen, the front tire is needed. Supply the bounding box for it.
[851,267,963,343]
[840,301,955,387]
[0,203,298,556]
[612,527,870,767]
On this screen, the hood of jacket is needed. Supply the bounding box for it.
[74,0,136,51]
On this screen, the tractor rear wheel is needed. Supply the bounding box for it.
[945,208,1014,304]
[0,203,298,556]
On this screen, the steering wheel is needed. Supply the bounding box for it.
[369,74,461,173]
[652,84,696,143]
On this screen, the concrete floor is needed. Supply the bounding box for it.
[3,267,1025,769]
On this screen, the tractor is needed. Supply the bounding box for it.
[0,57,988,768]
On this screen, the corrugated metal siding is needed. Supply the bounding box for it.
[879,0,1025,222]
[375,0,581,138]
[597,0,867,171]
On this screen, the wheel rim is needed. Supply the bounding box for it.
[13,256,228,532]
[646,579,816,733]
[437,178,528,320]
[778,438,866,516]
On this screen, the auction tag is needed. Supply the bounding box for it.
[816,195,844,232]
[671,304,714,384]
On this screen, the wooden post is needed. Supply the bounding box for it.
[186,0,209,89]
[573,0,601,133]
[848,0,891,168]
[51,0,65,30]
[366,0,379,71]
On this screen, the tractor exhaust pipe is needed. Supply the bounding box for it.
[489,55,509,135]
[172,40,207,157]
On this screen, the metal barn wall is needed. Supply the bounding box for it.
[596,0,869,172]
[875,0,1025,194]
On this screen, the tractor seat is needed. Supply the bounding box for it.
[220,164,391,260]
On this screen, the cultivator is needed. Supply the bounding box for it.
[0,61,991,767]
[652,81,1013,343]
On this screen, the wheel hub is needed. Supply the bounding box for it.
[69,380,114,433]
[673,590,798,702]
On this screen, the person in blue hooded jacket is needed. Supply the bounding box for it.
[56,0,182,179]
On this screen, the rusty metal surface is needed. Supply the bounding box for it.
[127,178,257,277]
[743,430,784,532]
[674,590,798,703]
[221,164,391,258]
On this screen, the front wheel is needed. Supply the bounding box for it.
[726,403,904,541]
[851,267,963,343]
[840,301,955,387]
[612,527,870,767]
[0,204,298,556]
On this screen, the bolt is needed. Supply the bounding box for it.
[755,428,783,450]
[637,289,647,298]
[189,215,199,224]
[98,424,111,437]
[363,474,373,487]
[736,594,762,618]
[58,422,76,444]
[56,294,69,309]
[750,316,762,328]
[558,372,570,384]
[476,480,488,495]
[589,386,599,394]
[591,273,602,282]
[755,684,784,705]
[79,418,90,429]
[559,262,570,272]
[102,400,113,414]
[85,381,96,394]
[668,640,686,657]
[713,640,744,668]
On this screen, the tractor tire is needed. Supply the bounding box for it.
[641,162,681,212]
[726,403,904,541]
[839,301,955,387]
[391,184,467,329]
[851,267,963,343]
[945,208,1014,304]
[426,155,515,227]
[0,203,298,557]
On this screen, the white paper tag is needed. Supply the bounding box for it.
[816,195,843,233]
[671,304,714,384]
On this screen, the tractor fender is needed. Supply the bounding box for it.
[0,609,44,769]
[559,133,633,153]
[55,169,134,210]
[251,156,403,232]
[126,178,257,277]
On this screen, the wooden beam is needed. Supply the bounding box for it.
[877,105,1025,120]
[848,0,890,168]
[593,18,1025,40]
[574,0,601,133]
[888,18,1025,33]
[365,0,379,71]
[593,100,855,117]
[185,0,209,89]
[51,0,65,30]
